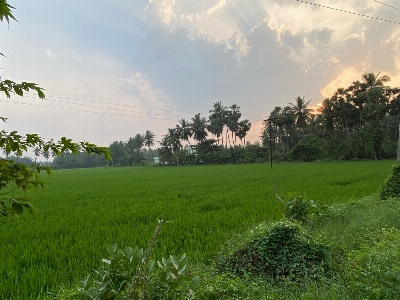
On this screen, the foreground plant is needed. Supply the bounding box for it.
[71,220,198,300]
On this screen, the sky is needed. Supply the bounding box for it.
[1,0,400,152]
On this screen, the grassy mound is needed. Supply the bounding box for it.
[216,221,332,283]
[380,163,400,199]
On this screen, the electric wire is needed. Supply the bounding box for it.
[0,98,183,121]
[17,94,196,119]
[20,93,207,116]
[295,0,400,25]
[372,0,400,12]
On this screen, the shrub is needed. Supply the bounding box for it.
[380,163,400,199]
[284,195,318,224]
[60,221,198,300]
[289,135,323,162]
[217,221,332,283]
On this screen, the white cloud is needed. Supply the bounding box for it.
[204,0,227,17]
[44,49,56,59]
[120,72,170,106]
[145,0,177,25]
[320,67,360,98]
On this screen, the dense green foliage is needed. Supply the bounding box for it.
[262,74,400,161]
[0,160,394,299]
[217,221,332,282]
[284,195,318,223]
[193,195,400,300]
[69,222,198,300]
[380,163,400,199]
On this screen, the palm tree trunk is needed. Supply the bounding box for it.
[279,129,285,153]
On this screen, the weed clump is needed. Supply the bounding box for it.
[380,163,400,199]
[217,221,332,283]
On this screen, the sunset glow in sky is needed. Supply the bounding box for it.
[1,0,400,149]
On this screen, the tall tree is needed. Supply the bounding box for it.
[191,113,208,143]
[236,119,251,146]
[126,134,145,165]
[331,88,356,133]
[33,147,41,164]
[43,150,50,164]
[269,106,286,152]
[208,101,227,145]
[178,119,193,148]
[109,141,126,165]
[167,127,182,165]
[317,98,336,137]
[289,96,313,139]
[144,130,156,151]
[362,72,390,89]
[226,104,241,146]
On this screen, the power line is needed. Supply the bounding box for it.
[372,0,400,12]
[20,94,195,120]
[0,98,184,121]
[0,98,264,127]
[296,0,400,25]
[23,93,207,116]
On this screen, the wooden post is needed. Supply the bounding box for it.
[269,119,272,168]
[397,124,400,162]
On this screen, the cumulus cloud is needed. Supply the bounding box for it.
[120,72,170,106]
[44,49,56,59]
[320,67,360,98]
[145,0,177,25]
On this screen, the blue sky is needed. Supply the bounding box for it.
[1,0,400,150]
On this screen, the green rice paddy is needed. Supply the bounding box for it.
[0,160,395,299]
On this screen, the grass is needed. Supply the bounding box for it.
[204,194,400,300]
[0,160,396,299]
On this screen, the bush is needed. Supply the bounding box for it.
[217,221,332,283]
[57,221,198,300]
[289,135,323,162]
[285,195,318,224]
[380,163,400,199]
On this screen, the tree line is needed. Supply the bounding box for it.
[262,72,400,161]
[51,71,400,168]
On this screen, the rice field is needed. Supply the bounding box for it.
[0,160,395,299]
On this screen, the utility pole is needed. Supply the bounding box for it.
[397,123,400,162]
[264,118,273,168]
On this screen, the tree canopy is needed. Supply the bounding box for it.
[0,0,110,217]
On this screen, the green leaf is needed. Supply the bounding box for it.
[81,274,90,288]
[105,243,117,255]
[11,202,23,216]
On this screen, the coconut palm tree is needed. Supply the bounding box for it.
[226,104,241,146]
[178,119,193,149]
[317,98,336,137]
[269,106,286,152]
[289,96,313,139]
[331,88,355,133]
[165,127,182,165]
[34,147,41,164]
[208,101,227,145]
[362,72,390,89]
[43,150,50,164]
[144,130,155,151]
[191,113,208,142]
[236,119,251,146]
